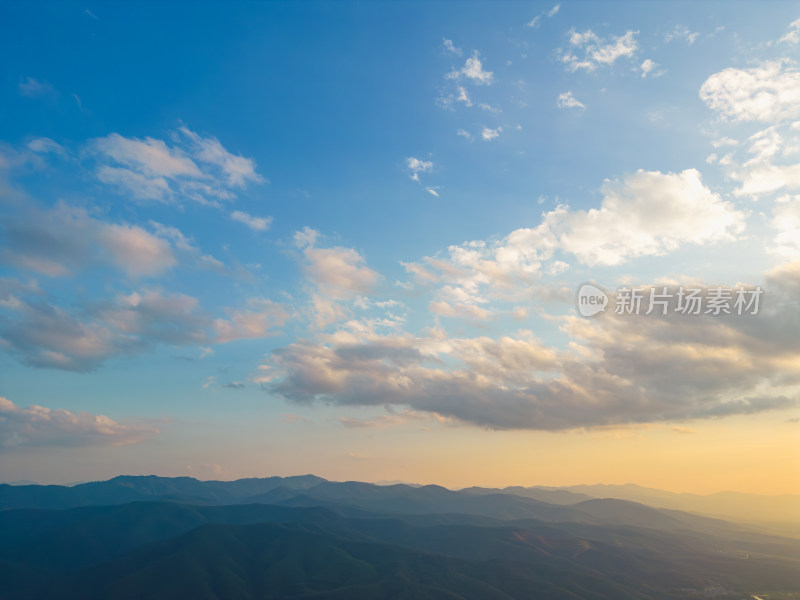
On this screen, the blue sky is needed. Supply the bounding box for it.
[1,2,799,491]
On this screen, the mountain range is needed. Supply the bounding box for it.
[0,475,797,599]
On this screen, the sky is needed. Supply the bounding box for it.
[1,1,799,494]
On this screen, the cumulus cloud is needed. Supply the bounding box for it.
[640,59,659,78]
[481,127,502,140]
[557,91,585,109]
[406,157,433,182]
[544,168,745,266]
[0,397,157,447]
[700,61,800,123]
[561,29,638,72]
[263,266,800,430]
[446,52,494,85]
[396,169,744,324]
[295,229,380,299]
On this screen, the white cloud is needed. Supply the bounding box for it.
[178,126,264,188]
[18,77,54,98]
[640,59,657,78]
[545,169,745,266]
[26,137,66,156]
[442,38,462,56]
[295,228,380,300]
[230,210,272,232]
[406,157,433,182]
[425,187,440,197]
[771,195,800,258]
[0,397,158,448]
[780,18,800,44]
[446,52,494,85]
[561,29,638,72]
[700,61,800,123]
[481,127,502,140]
[557,91,585,109]
[90,127,265,204]
[401,169,744,311]
[456,86,472,106]
[456,129,474,141]
[664,24,699,45]
[528,3,559,27]
[92,133,202,179]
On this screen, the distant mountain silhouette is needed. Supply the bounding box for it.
[1,475,798,599]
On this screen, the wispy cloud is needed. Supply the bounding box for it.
[18,77,55,98]
[230,210,272,232]
[560,29,638,72]
[557,91,585,109]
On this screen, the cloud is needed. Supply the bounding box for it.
[406,157,433,182]
[89,127,264,204]
[772,195,800,257]
[780,18,800,44]
[230,210,272,232]
[407,169,744,308]
[456,129,474,141]
[442,38,462,56]
[263,265,800,430]
[481,127,502,141]
[296,230,380,299]
[177,126,264,188]
[456,86,472,106]
[561,29,638,72]
[26,137,67,156]
[0,286,288,371]
[213,298,289,343]
[425,187,440,197]
[18,77,55,98]
[664,25,699,45]
[0,202,177,278]
[446,52,494,85]
[526,16,541,29]
[528,3,560,27]
[0,397,158,448]
[700,61,800,123]
[640,59,657,78]
[557,91,585,109]
[543,169,745,266]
